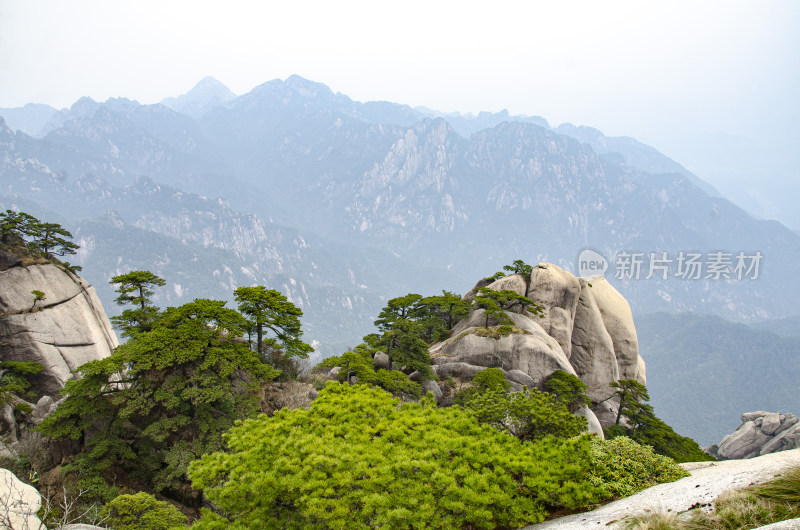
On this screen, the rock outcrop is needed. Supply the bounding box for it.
[708,411,800,460]
[0,468,44,530]
[0,257,118,414]
[429,262,645,428]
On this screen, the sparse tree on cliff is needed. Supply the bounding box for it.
[0,210,38,245]
[234,286,313,373]
[109,271,166,337]
[28,222,79,258]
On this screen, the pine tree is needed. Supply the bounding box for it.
[109,271,166,337]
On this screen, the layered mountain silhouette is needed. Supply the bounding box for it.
[2,75,798,355]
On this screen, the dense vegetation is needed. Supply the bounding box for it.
[189,383,603,529]
[0,251,700,527]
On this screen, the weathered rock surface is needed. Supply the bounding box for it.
[0,263,118,397]
[0,468,44,530]
[430,263,645,429]
[709,411,800,460]
[587,276,645,384]
[575,406,604,438]
[525,448,800,529]
[430,309,575,385]
[570,278,620,425]
[527,263,581,356]
[373,351,390,370]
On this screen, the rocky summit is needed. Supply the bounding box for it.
[428,262,645,430]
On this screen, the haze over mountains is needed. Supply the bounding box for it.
[2,74,798,443]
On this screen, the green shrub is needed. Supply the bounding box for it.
[189,382,603,529]
[101,492,187,530]
[590,436,689,498]
[460,387,588,442]
[472,367,510,392]
[543,370,592,412]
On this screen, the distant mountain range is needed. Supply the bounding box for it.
[2,75,799,357]
[638,312,800,446]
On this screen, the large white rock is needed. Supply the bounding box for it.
[0,264,118,396]
[527,263,581,357]
[585,276,644,384]
[0,468,45,530]
[430,309,575,386]
[570,278,620,425]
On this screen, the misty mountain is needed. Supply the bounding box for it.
[0,103,58,136]
[637,312,800,446]
[3,75,800,356]
[416,107,550,138]
[161,76,237,120]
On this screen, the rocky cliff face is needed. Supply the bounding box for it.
[0,253,118,397]
[430,262,645,429]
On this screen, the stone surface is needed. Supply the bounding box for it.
[575,406,604,438]
[587,276,645,384]
[430,264,646,429]
[754,519,800,529]
[0,250,21,270]
[373,351,390,370]
[421,380,443,401]
[430,309,575,386]
[0,264,118,397]
[714,411,800,460]
[486,273,529,298]
[0,468,45,530]
[524,448,800,529]
[570,278,619,423]
[527,263,581,357]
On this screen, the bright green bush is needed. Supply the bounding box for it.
[460,387,588,442]
[101,492,187,530]
[543,370,592,412]
[189,382,603,529]
[471,367,510,392]
[589,436,689,498]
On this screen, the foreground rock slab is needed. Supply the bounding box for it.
[523,448,800,529]
[0,468,44,530]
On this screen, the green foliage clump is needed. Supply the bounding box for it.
[452,367,509,406]
[473,287,542,328]
[0,360,45,403]
[544,370,592,412]
[321,344,422,397]
[0,210,81,269]
[38,299,279,494]
[101,492,187,530]
[234,286,313,377]
[461,387,588,442]
[589,436,689,498]
[189,382,603,529]
[503,259,534,276]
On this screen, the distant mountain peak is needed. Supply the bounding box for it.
[161,77,236,119]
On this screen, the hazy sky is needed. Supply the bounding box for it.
[1,1,798,152]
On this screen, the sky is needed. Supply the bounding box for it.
[0,1,798,206]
